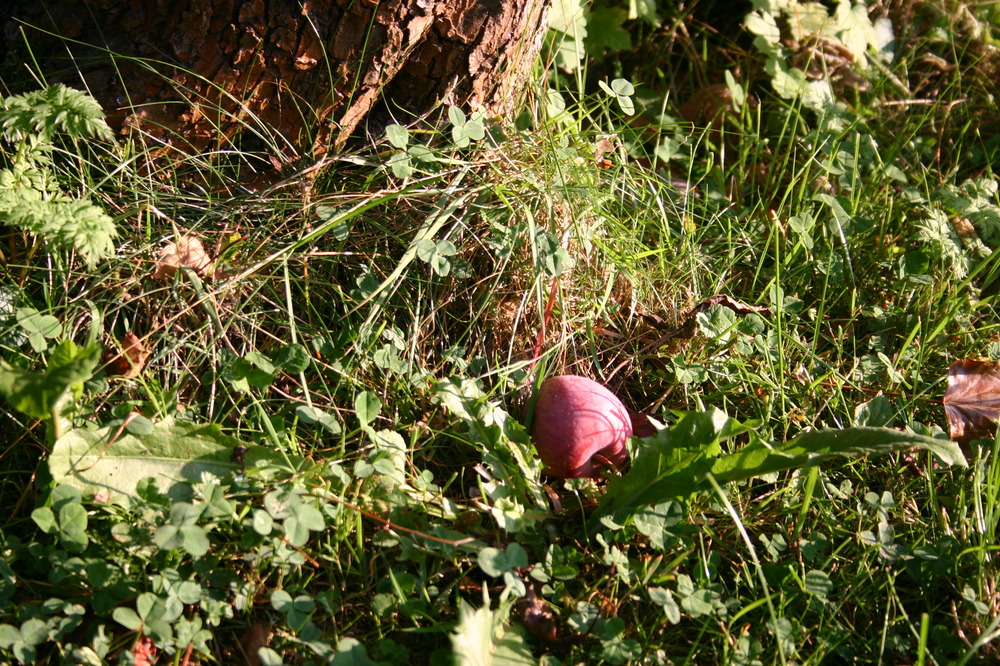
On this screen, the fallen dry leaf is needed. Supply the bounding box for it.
[594,135,616,169]
[237,620,273,666]
[152,236,213,279]
[105,332,150,379]
[516,586,557,643]
[943,359,1000,446]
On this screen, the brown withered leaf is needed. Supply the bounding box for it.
[236,620,273,666]
[105,332,151,379]
[943,359,1000,446]
[516,587,557,643]
[152,236,213,279]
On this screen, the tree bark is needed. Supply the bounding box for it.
[5,0,550,157]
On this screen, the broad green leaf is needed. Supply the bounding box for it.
[602,409,728,512]
[354,391,382,426]
[387,152,413,178]
[0,341,98,420]
[745,10,780,46]
[535,230,573,276]
[270,589,293,612]
[314,205,353,241]
[417,238,458,276]
[552,34,585,73]
[332,637,375,664]
[804,570,834,597]
[603,411,965,514]
[16,308,62,353]
[451,598,534,666]
[112,607,143,631]
[274,343,310,373]
[448,106,467,127]
[257,647,284,666]
[253,509,274,535]
[648,587,681,624]
[137,593,156,619]
[464,120,485,142]
[30,507,57,534]
[408,145,438,164]
[545,90,567,119]
[293,503,326,532]
[787,1,831,40]
[548,0,587,35]
[0,624,21,648]
[155,520,209,557]
[264,489,300,519]
[603,634,642,663]
[616,95,635,116]
[478,543,528,577]
[245,351,275,375]
[170,501,204,527]
[49,416,293,502]
[724,70,745,108]
[432,377,546,511]
[610,78,634,97]
[385,124,410,149]
[854,395,894,428]
[58,502,89,553]
[681,589,717,618]
[416,238,439,264]
[710,427,966,483]
[834,0,878,65]
[125,414,155,436]
[179,525,210,557]
[696,304,738,340]
[18,618,47,646]
[154,524,182,550]
[629,0,660,26]
[586,8,631,51]
[766,58,807,99]
[295,404,342,434]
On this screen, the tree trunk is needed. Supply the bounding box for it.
[5,0,550,157]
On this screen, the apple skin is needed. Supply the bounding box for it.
[530,375,632,478]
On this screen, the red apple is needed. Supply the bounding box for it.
[530,375,632,478]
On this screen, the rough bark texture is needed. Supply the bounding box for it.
[4,0,549,156]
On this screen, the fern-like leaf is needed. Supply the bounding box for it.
[5,197,117,268]
[1,84,113,143]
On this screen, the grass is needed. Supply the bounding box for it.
[2,0,1000,664]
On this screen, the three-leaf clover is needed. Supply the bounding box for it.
[598,78,636,115]
[449,106,486,148]
[417,238,458,276]
[16,308,62,352]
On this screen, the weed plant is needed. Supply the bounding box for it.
[1,1,1000,664]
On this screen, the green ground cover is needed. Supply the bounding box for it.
[2,0,1000,663]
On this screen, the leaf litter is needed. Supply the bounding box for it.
[943,359,1000,446]
[104,332,150,378]
[152,236,213,279]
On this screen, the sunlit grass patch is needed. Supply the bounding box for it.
[3,1,1000,663]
